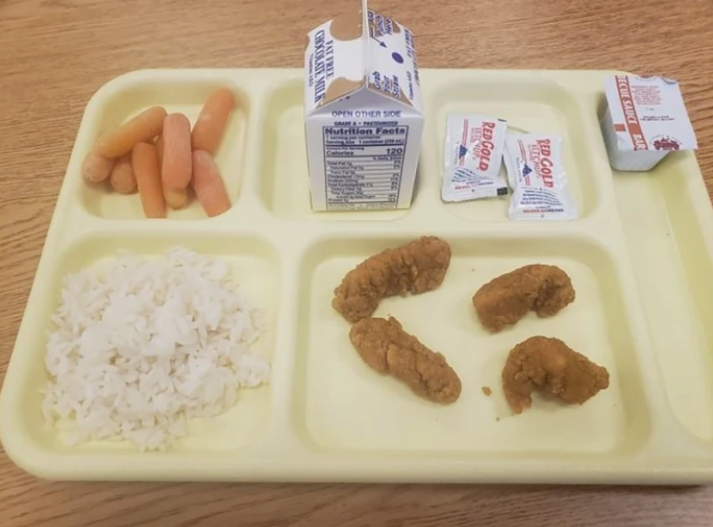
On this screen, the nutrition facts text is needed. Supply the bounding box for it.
[321,124,409,210]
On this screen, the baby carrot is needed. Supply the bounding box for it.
[132,142,166,219]
[191,88,235,155]
[108,153,136,194]
[164,187,189,209]
[81,150,115,183]
[95,106,167,158]
[191,150,231,217]
[161,113,192,190]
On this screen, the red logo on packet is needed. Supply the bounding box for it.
[653,137,681,151]
[535,139,554,188]
[477,122,497,172]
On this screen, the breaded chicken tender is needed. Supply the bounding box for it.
[472,264,575,332]
[502,336,609,414]
[349,317,462,404]
[333,236,451,323]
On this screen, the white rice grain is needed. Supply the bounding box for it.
[41,247,269,451]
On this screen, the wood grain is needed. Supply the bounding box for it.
[2,0,713,525]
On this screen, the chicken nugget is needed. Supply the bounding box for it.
[472,264,575,332]
[333,236,451,323]
[349,317,462,404]
[502,336,609,414]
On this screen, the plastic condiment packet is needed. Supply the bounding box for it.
[442,114,508,202]
[504,133,577,220]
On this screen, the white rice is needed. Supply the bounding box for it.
[41,246,269,451]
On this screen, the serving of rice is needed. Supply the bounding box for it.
[41,246,270,451]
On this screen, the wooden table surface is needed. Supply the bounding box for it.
[2,0,713,525]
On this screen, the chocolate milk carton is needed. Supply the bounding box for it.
[304,0,423,211]
[601,75,697,171]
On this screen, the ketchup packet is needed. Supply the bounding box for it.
[442,114,508,202]
[504,133,577,220]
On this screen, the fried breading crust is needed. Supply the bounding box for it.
[502,336,610,414]
[472,264,575,332]
[349,317,462,404]
[333,237,451,323]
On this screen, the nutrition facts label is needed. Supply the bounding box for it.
[322,124,409,210]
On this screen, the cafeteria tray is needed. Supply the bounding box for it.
[2,68,713,484]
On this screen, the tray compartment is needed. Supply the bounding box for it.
[5,230,280,454]
[291,234,650,456]
[427,78,600,222]
[613,153,713,442]
[79,75,248,220]
[256,80,412,221]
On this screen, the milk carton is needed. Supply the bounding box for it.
[304,0,423,211]
[601,75,697,171]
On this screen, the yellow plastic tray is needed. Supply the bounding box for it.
[3,68,713,484]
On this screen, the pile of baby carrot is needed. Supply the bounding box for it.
[81,87,235,218]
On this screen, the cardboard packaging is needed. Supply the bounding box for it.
[304,0,423,211]
[601,75,697,172]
